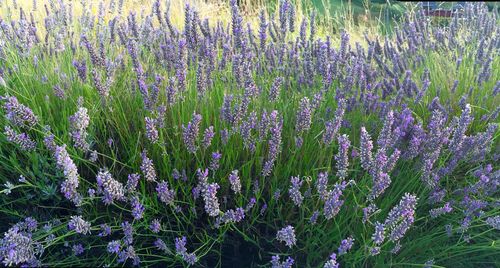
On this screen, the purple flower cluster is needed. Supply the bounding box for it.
[68,215,91,235]
[149,219,161,233]
[126,173,140,193]
[144,116,159,143]
[96,170,125,205]
[335,134,351,179]
[269,77,283,102]
[288,176,304,207]
[322,98,346,145]
[202,126,215,149]
[295,97,312,133]
[0,218,42,266]
[182,113,202,154]
[338,236,354,255]
[140,150,157,182]
[276,225,296,248]
[130,196,144,220]
[228,170,241,194]
[384,193,418,243]
[215,207,245,227]
[271,255,294,268]
[0,1,498,267]
[107,240,121,254]
[316,172,329,200]
[323,253,339,268]
[323,181,347,220]
[429,202,453,218]
[69,105,90,151]
[174,236,197,265]
[54,145,82,206]
[156,181,175,205]
[202,183,221,217]
[262,111,283,176]
[209,151,222,171]
[1,96,38,128]
[4,126,36,151]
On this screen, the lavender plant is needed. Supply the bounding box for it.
[0,1,498,267]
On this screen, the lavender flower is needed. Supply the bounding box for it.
[216,207,245,227]
[262,111,283,176]
[117,245,139,265]
[126,173,140,193]
[310,211,320,224]
[448,104,473,154]
[323,253,339,268]
[316,172,329,200]
[72,60,87,82]
[1,96,38,128]
[295,97,312,133]
[271,255,294,268]
[149,219,161,233]
[384,193,418,243]
[377,110,395,151]
[295,136,303,149]
[145,117,159,143]
[154,239,168,252]
[372,222,385,245]
[322,99,346,145]
[175,236,197,265]
[335,134,351,179]
[68,215,91,235]
[176,39,188,93]
[54,145,82,205]
[130,196,144,220]
[156,181,175,205]
[0,225,41,266]
[485,216,500,230]
[122,221,134,245]
[96,170,125,205]
[229,170,241,194]
[203,183,220,217]
[276,225,296,248]
[209,151,222,171]
[140,150,157,182]
[68,102,90,151]
[202,126,215,149]
[258,10,268,50]
[360,127,374,171]
[4,126,36,151]
[182,113,202,154]
[338,236,354,255]
[369,246,381,256]
[89,150,98,162]
[98,224,111,237]
[245,197,257,212]
[269,77,283,102]
[72,244,84,256]
[107,240,121,254]
[323,181,347,220]
[391,242,402,254]
[288,176,304,207]
[429,202,453,218]
[81,188,95,204]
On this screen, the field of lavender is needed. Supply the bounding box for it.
[0,0,499,267]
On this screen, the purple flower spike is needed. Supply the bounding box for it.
[276,225,296,248]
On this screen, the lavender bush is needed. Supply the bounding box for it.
[0,1,498,267]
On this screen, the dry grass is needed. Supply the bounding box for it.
[1,0,385,46]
